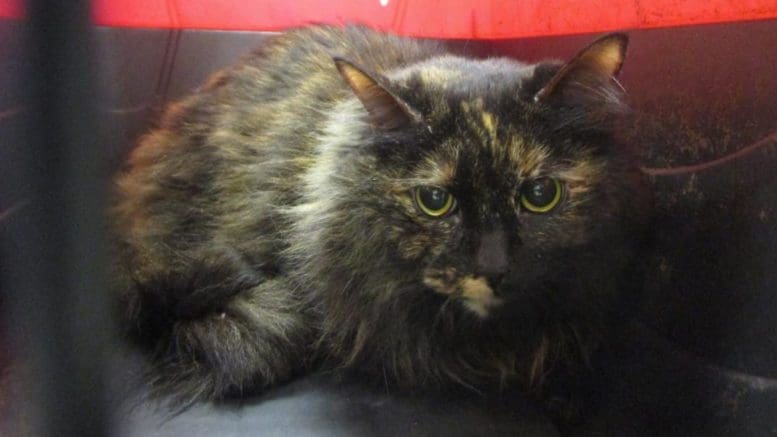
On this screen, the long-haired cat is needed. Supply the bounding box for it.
[112,25,651,403]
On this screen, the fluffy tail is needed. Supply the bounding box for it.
[120,250,309,405]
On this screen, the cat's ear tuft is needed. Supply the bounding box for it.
[534,33,628,109]
[334,58,418,130]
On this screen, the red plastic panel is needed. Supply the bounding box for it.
[0,0,20,20]
[2,0,777,38]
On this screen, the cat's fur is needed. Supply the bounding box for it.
[112,25,651,403]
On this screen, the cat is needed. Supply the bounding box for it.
[111,25,651,404]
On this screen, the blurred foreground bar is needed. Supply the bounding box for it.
[0,0,113,435]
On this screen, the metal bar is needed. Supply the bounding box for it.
[1,1,113,435]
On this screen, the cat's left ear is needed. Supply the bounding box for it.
[534,33,628,109]
[334,58,420,130]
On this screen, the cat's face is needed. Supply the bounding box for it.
[330,34,647,318]
[372,92,622,317]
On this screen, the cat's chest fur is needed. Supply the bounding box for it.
[112,25,650,403]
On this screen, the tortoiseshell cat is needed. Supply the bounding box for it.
[112,25,651,403]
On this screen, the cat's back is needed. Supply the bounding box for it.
[203,26,441,116]
[113,26,442,270]
[132,26,443,166]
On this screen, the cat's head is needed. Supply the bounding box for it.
[307,34,649,319]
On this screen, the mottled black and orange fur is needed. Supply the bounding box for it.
[112,25,651,403]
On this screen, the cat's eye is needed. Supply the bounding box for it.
[520,178,563,213]
[414,186,456,217]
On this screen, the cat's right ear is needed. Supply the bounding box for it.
[532,33,629,126]
[534,33,628,103]
[334,58,419,130]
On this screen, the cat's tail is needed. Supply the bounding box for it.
[119,250,310,406]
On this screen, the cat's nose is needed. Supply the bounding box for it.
[475,230,509,277]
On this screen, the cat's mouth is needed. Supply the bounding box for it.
[422,267,504,317]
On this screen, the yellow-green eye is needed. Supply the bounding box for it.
[520,177,563,213]
[414,186,456,217]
